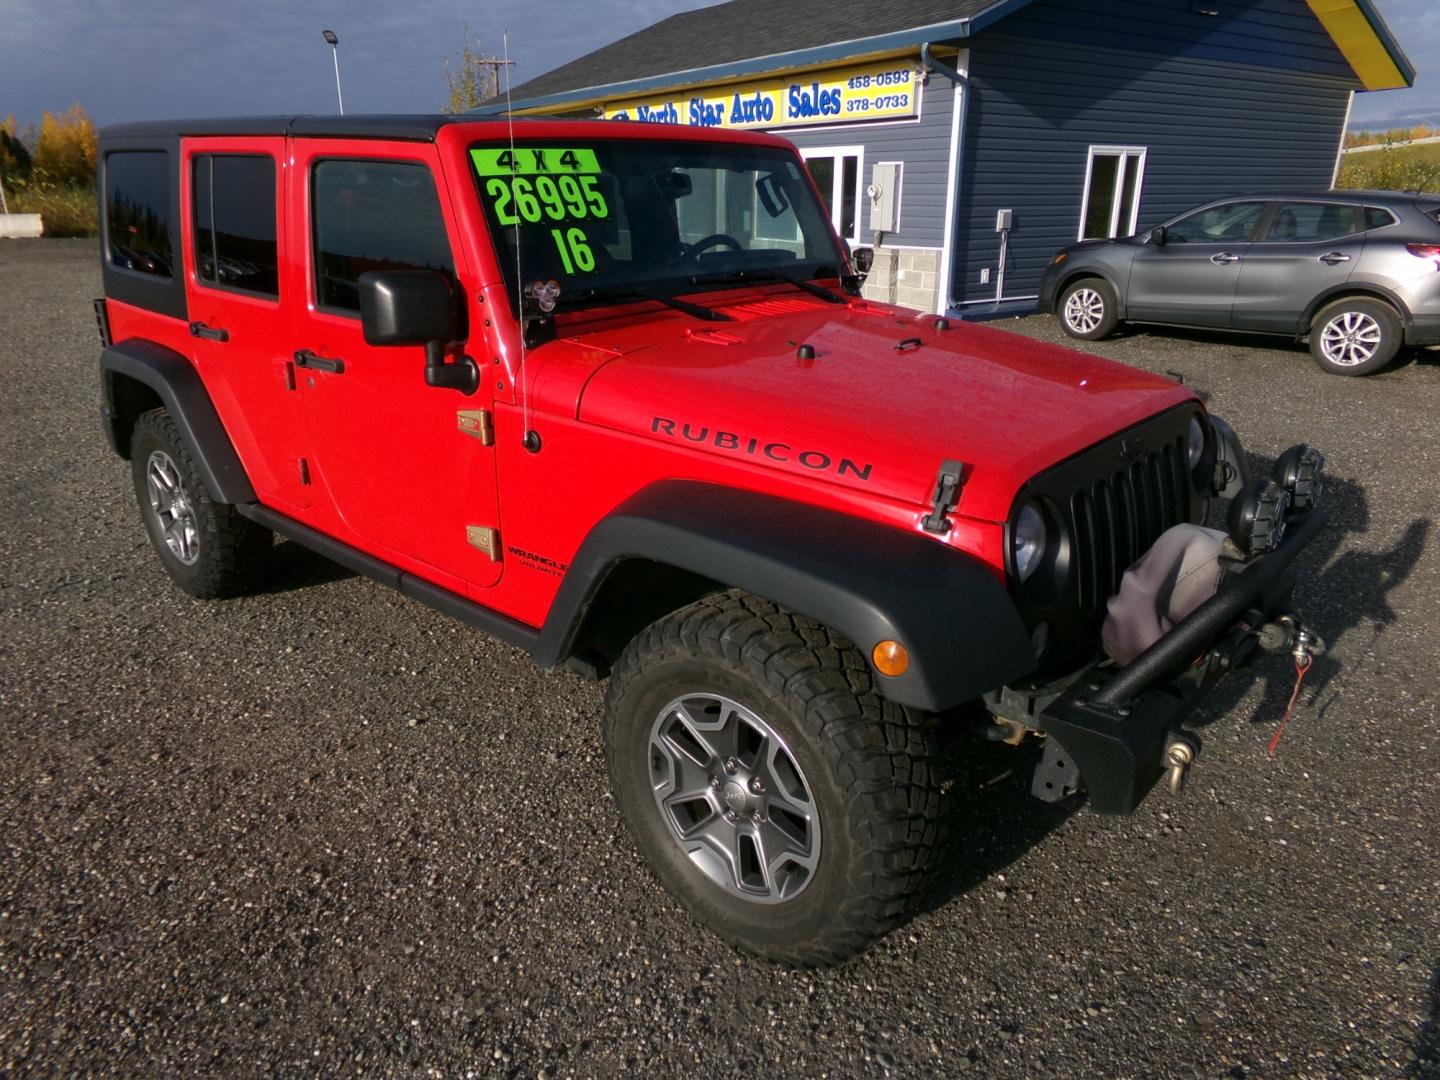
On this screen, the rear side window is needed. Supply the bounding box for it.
[193,155,279,297]
[1365,207,1397,230]
[1263,202,1360,243]
[1165,202,1265,244]
[311,159,454,313]
[106,151,174,278]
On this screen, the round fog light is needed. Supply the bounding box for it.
[872,640,910,678]
[1227,478,1291,556]
[1271,444,1324,510]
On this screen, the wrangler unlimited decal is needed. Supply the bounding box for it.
[651,417,874,481]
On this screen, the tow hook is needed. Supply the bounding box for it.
[1163,733,1200,796]
[1258,614,1326,661]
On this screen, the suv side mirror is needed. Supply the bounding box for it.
[1149,225,1168,247]
[358,270,478,395]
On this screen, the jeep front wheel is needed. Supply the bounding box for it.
[130,409,270,598]
[603,591,944,966]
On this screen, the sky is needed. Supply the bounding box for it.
[0,0,1434,131]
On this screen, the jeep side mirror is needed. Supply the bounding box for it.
[1149,225,1168,247]
[852,246,875,274]
[358,270,478,395]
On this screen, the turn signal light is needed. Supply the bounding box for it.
[872,640,910,677]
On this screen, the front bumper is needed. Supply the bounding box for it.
[1029,504,1327,815]
[1406,313,1440,346]
[1035,264,1062,314]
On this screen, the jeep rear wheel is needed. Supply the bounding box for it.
[130,409,270,598]
[1058,277,1120,340]
[603,591,944,966]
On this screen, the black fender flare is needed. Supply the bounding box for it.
[100,339,256,505]
[535,481,1037,711]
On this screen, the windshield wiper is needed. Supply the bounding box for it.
[688,267,846,304]
[557,284,731,322]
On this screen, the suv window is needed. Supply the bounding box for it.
[1365,206,1398,230]
[193,155,279,297]
[312,159,455,313]
[1263,202,1360,243]
[1166,202,1265,244]
[105,151,174,278]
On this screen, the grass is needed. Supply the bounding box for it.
[1336,141,1440,193]
[4,182,98,238]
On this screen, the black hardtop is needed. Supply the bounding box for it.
[98,114,513,143]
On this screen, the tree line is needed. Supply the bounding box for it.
[1,105,100,236]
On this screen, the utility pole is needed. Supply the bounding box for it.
[478,56,515,101]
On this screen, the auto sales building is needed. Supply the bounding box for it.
[491,0,1413,315]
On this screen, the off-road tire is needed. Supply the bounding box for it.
[603,591,945,966]
[1057,276,1120,340]
[129,409,270,598]
[1308,297,1402,376]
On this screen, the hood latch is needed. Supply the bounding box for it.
[922,459,968,534]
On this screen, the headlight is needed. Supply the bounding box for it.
[1186,416,1207,469]
[1014,501,1048,581]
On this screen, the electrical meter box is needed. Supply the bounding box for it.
[867,162,903,234]
[996,208,1013,232]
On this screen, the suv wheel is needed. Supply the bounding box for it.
[1058,277,1120,340]
[603,591,944,966]
[130,409,270,598]
[1308,298,1401,376]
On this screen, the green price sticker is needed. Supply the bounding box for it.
[483,174,609,226]
[471,147,601,176]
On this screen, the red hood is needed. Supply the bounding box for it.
[533,297,1195,523]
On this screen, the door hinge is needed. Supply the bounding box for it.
[457,409,494,446]
[298,457,311,486]
[466,526,501,560]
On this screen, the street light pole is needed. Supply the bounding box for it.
[322,30,345,115]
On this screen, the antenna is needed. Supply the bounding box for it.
[503,31,541,454]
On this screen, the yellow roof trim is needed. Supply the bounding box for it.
[1306,0,1407,91]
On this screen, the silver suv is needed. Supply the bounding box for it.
[1039,190,1440,375]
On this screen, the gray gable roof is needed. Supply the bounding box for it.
[506,0,1002,102]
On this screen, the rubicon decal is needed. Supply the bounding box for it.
[651,417,874,482]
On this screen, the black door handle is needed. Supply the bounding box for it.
[188,321,229,342]
[294,349,345,375]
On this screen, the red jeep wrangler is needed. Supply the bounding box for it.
[95,115,1326,965]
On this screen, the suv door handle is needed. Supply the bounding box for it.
[1319,252,1353,265]
[294,349,345,375]
[188,321,229,342]
[1210,253,1242,265]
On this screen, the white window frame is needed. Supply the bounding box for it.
[1078,145,1148,241]
[800,144,866,245]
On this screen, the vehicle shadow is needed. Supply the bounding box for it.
[919,726,1075,914]
[251,537,358,595]
[1192,460,1431,730]
[1412,960,1440,1078]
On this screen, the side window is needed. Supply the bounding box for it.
[1080,147,1146,240]
[193,155,279,297]
[1263,202,1361,243]
[312,159,454,313]
[105,151,173,278]
[1365,206,1398,230]
[1166,202,1266,244]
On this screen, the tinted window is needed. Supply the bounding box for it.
[1264,202,1360,243]
[312,160,454,312]
[106,151,173,278]
[193,155,278,297]
[1365,206,1398,230]
[1166,202,1265,244]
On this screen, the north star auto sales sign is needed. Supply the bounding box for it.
[602,59,921,130]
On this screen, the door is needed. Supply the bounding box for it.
[1232,201,1366,334]
[182,138,311,509]
[290,139,502,591]
[800,146,863,246]
[1126,200,1268,328]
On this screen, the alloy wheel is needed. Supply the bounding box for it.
[648,693,821,904]
[1064,287,1105,334]
[145,450,200,565]
[1319,311,1382,368]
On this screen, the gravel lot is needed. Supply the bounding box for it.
[2,239,1437,1077]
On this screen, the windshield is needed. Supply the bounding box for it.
[471,139,846,313]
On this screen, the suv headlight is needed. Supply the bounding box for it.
[1014,501,1048,582]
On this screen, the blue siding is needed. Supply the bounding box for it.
[782,74,954,249]
[951,0,1356,305]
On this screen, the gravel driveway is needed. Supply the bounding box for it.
[2,239,1437,1077]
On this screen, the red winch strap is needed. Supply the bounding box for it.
[1267,654,1313,758]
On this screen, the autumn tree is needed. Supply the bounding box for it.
[33,104,97,186]
[443,26,507,112]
